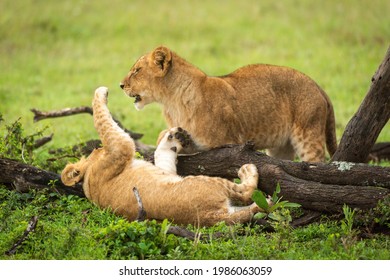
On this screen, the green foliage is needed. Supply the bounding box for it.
[252,184,301,221]
[0,117,46,164]
[355,196,390,229]
[341,204,356,235]
[1,0,389,146]
[95,219,186,260]
[252,184,302,250]
[1,186,390,260]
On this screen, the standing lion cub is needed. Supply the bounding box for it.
[61,87,266,226]
[120,46,337,162]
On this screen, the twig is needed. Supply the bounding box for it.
[5,216,39,256]
[34,134,54,149]
[166,226,201,241]
[31,106,144,140]
[133,187,147,222]
[31,107,93,122]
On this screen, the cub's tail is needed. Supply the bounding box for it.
[322,89,338,157]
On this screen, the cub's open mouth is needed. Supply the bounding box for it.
[134,95,142,103]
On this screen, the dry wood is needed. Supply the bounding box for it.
[5,216,39,255]
[332,46,390,163]
[0,157,84,197]
[2,141,389,214]
[31,106,93,122]
[31,106,144,140]
[34,134,53,149]
[176,143,390,212]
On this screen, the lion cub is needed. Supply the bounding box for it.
[61,87,265,226]
[120,46,337,162]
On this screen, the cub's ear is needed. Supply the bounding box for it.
[61,162,86,186]
[150,46,172,77]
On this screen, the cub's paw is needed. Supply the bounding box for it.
[94,86,109,102]
[238,164,258,181]
[160,127,192,153]
[168,127,192,147]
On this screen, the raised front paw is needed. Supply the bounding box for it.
[94,86,109,102]
[168,127,192,148]
[159,127,192,153]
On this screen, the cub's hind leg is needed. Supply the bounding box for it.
[290,125,326,162]
[207,203,263,226]
[228,164,259,204]
[154,127,192,174]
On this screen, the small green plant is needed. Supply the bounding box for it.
[340,204,359,250]
[341,204,356,235]
[251,184,301,221]
[252,184,301,250]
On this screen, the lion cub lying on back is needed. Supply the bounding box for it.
[120,46,338,162]
[61,87,265,226]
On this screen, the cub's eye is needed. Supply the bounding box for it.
[133,67,141,75]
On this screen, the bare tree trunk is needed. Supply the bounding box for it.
[332,46,390,163]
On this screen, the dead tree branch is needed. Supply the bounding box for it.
[31,107,93,122]
[176,143,390,213]
[0,157,84,197]
[34,134,54,149]
[332,46,390,163]
[5,216,39,256]
[31,106,144,140]
[2,142,389,215]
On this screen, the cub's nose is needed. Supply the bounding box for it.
[119,82,124,89]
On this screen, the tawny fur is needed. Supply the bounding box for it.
[61,87,265,226]
[120,46,337,162]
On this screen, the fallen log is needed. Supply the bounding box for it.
[176,143,390,212]
[0,157,84,197]
[1,142,389,214]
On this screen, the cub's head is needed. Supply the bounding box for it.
[120,46,172,110]
[61,148,104,186]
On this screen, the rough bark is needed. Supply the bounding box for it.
[176,143,390,212]
[332,46,390,163]
[0,157,84,197]
[31,107,94,122]
[2,143,389,216]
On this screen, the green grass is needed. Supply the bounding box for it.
[1,188,389,260]
[1,0,389,147]
[0,0,389,260]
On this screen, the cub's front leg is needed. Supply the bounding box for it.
[154,127,192,174]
